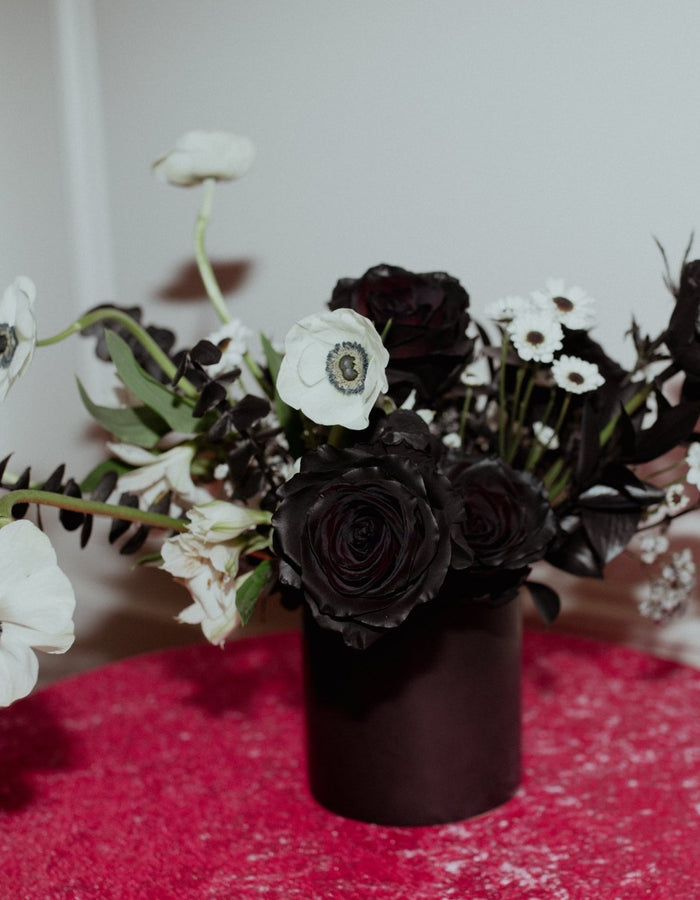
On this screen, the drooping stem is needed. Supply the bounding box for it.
[37,307,198,399]
[0,489,187,533]
[194,178,231,324]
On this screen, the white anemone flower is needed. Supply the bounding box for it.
[550,355,605,394]
[0,276,37,401]
[203,318,253,378]
[185,500,272,543]
[508,309,564,363]
[0,520,76,707]
[161,533,246,645]
[107,442,212,508]
[531,278,597,331]
[152,131,256,187]
[277,308,390,430]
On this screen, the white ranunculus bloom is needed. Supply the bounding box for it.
[0,520,76,707]
[0,276,37,401]
[107,442,212,508]
[161,533,245,645]
[277,309,390,430]
[203,318,253,377]
[185,500,272,542]
[152,131,255,187]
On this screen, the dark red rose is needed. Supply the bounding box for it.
[445,456,556,603]
[329,264,473,403]
[273,443,457,648]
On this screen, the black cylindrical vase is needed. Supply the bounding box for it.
[302,590,522,826]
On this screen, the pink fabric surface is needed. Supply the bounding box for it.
[1,628,699,899]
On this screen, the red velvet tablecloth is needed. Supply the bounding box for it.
[1,628,700,899]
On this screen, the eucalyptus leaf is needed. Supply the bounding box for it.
[77,378,168,448]
[104,330,201,435]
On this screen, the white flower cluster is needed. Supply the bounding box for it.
[638,548,697,623]
[486,278,604,394]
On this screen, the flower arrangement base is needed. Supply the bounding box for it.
[302,590,522,827]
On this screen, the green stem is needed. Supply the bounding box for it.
[498,330,510,458]
[458,386,473,446]
[327,425,345,448]
[599,382,653,448]
[507,364,538,464]
[37,307,198,400]
[0,489,187,533]
[195,178,231,324]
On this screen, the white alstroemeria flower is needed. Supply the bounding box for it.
[161,532,246,645]
[531,278,597,331]
[203,318,253,377]
[277,308,390,430]
[185,500,272,543]
[685,444,700,488]
[0,520,76,707]
[484,295,531,323]
[152,131,255,187]
[550,355,605,394]
[0,277,37,401]
[532,421,559,450]
[107,442,211,508]
[508,309,564,363]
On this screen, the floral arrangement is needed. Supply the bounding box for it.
[2,130,699,707]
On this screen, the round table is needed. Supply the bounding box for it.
[1,628,699,898]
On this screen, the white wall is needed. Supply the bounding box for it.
[3,1,700,678]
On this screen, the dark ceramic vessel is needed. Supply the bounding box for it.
[302,588,522,826]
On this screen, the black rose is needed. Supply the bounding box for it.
[329,264,473,403]
[445,456,556,603]
[273,443,457,648]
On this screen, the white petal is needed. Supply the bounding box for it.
[0,636,38,707]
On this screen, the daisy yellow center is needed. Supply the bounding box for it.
[325,341,368,395]
[0,324,18,368]
[525,330,545,346]
[553,296,574,313]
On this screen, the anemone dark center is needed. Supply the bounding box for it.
[326,341,368,395]
[0,325,17,368]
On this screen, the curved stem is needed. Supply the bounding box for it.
[0,489,187,533]
[37,307,198,399]
[195,178,231,324]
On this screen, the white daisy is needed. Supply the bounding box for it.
[508,309,564,363]
[664,483,690,514]
[532,421,559,450]
[551,355,605,394]
[0,520,76,707]
[638,532,670,565]
[276,309,389,430]
[531,278,597,330]
[0,276,37,402]
[484,294,531,323]
[152,131,255,187]
[685,444,700,488]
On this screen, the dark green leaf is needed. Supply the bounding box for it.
[236,560,273,626]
